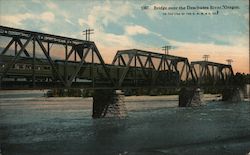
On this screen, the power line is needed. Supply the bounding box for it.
[203,55,210,61]
[226,59,233,65]
[162,45,171,55]
[82,29,94,41]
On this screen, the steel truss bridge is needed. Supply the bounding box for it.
[0,26,234,90]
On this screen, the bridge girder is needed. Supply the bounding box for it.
[191,61,234,86]
[112,49,195,87]
[0,25,114,88]
[0,26,235,90]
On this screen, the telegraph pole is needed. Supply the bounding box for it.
[162,45,171,71]
[226,59,233,65]
[162,45,171,55]
[83,29,94,41]
[203,55,210,61]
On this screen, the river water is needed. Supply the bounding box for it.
[0,90,250,155]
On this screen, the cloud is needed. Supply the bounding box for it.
[40,26,49,32]
[45,1,58,10]
[40,12,55,22]
[78,18,86,27]
[210,34,249,47]
[75,1,139,63]
[125,25,150,36]
[32,0,58,11]
[44,1,70,19]
[146,30,249,73]
[144,3,164,20]
[31,0,41,4]
[0,13,34,26]
[167,40,249,73]
[65,18,75,25]
[78,1,134,28]
[0,11,55,27]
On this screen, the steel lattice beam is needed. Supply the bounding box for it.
[112,49,195,87]
[0,26,235,89]
[191,61,234,85]
[0,25,90,46]
[0,25,114,89]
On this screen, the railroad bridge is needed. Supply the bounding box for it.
[0,26,238,118]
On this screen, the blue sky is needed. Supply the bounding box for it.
[0,0,249,73]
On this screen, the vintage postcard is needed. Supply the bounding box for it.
[0,0,249,155]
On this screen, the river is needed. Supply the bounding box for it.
[0,90,250,155]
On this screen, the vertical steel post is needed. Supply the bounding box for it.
[65,41,68,84]
[74,49,77,82]
[32,38,36,87]
[163,55,166,71]
[14,39,17,56]
[134,53,137,86]
[185,62,189,81]
[149,54,152,80]
[47,42,50,57]
[212,66,215,80]
[74,49,77,62]
[92,49,94,87]
[89,29,91,40]
[117,56,120,81]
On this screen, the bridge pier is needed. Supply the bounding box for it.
[92,90,127,118]
[222,87,244,102]
[179,87,203,107]
[243,84,250,99]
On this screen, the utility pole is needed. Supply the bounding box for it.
[162,45,171,71]
[203,55,210,61]
[226,59,233,65]
[162,45,171,55]
[83,29,94,41]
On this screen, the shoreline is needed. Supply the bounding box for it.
[0,90,221,101]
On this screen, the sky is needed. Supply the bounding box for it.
[0,0,249,73]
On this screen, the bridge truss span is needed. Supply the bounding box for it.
[0,25,114,89]
[112,49,195,87]
[191,61,234,85]
[0,26,235,90]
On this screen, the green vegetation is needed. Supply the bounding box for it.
[232,72,250,87]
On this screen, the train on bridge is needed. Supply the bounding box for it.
[0,25,233,89]
[0,54,180,88]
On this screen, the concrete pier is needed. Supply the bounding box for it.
[244,84,250,99]
[179,87,203,107]
[92,90,127,118]
[222,87,244,102]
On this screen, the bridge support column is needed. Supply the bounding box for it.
[243,84,250,99]
[179,87,203,107]
[222,87,244,102]
[92,90,127,118]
